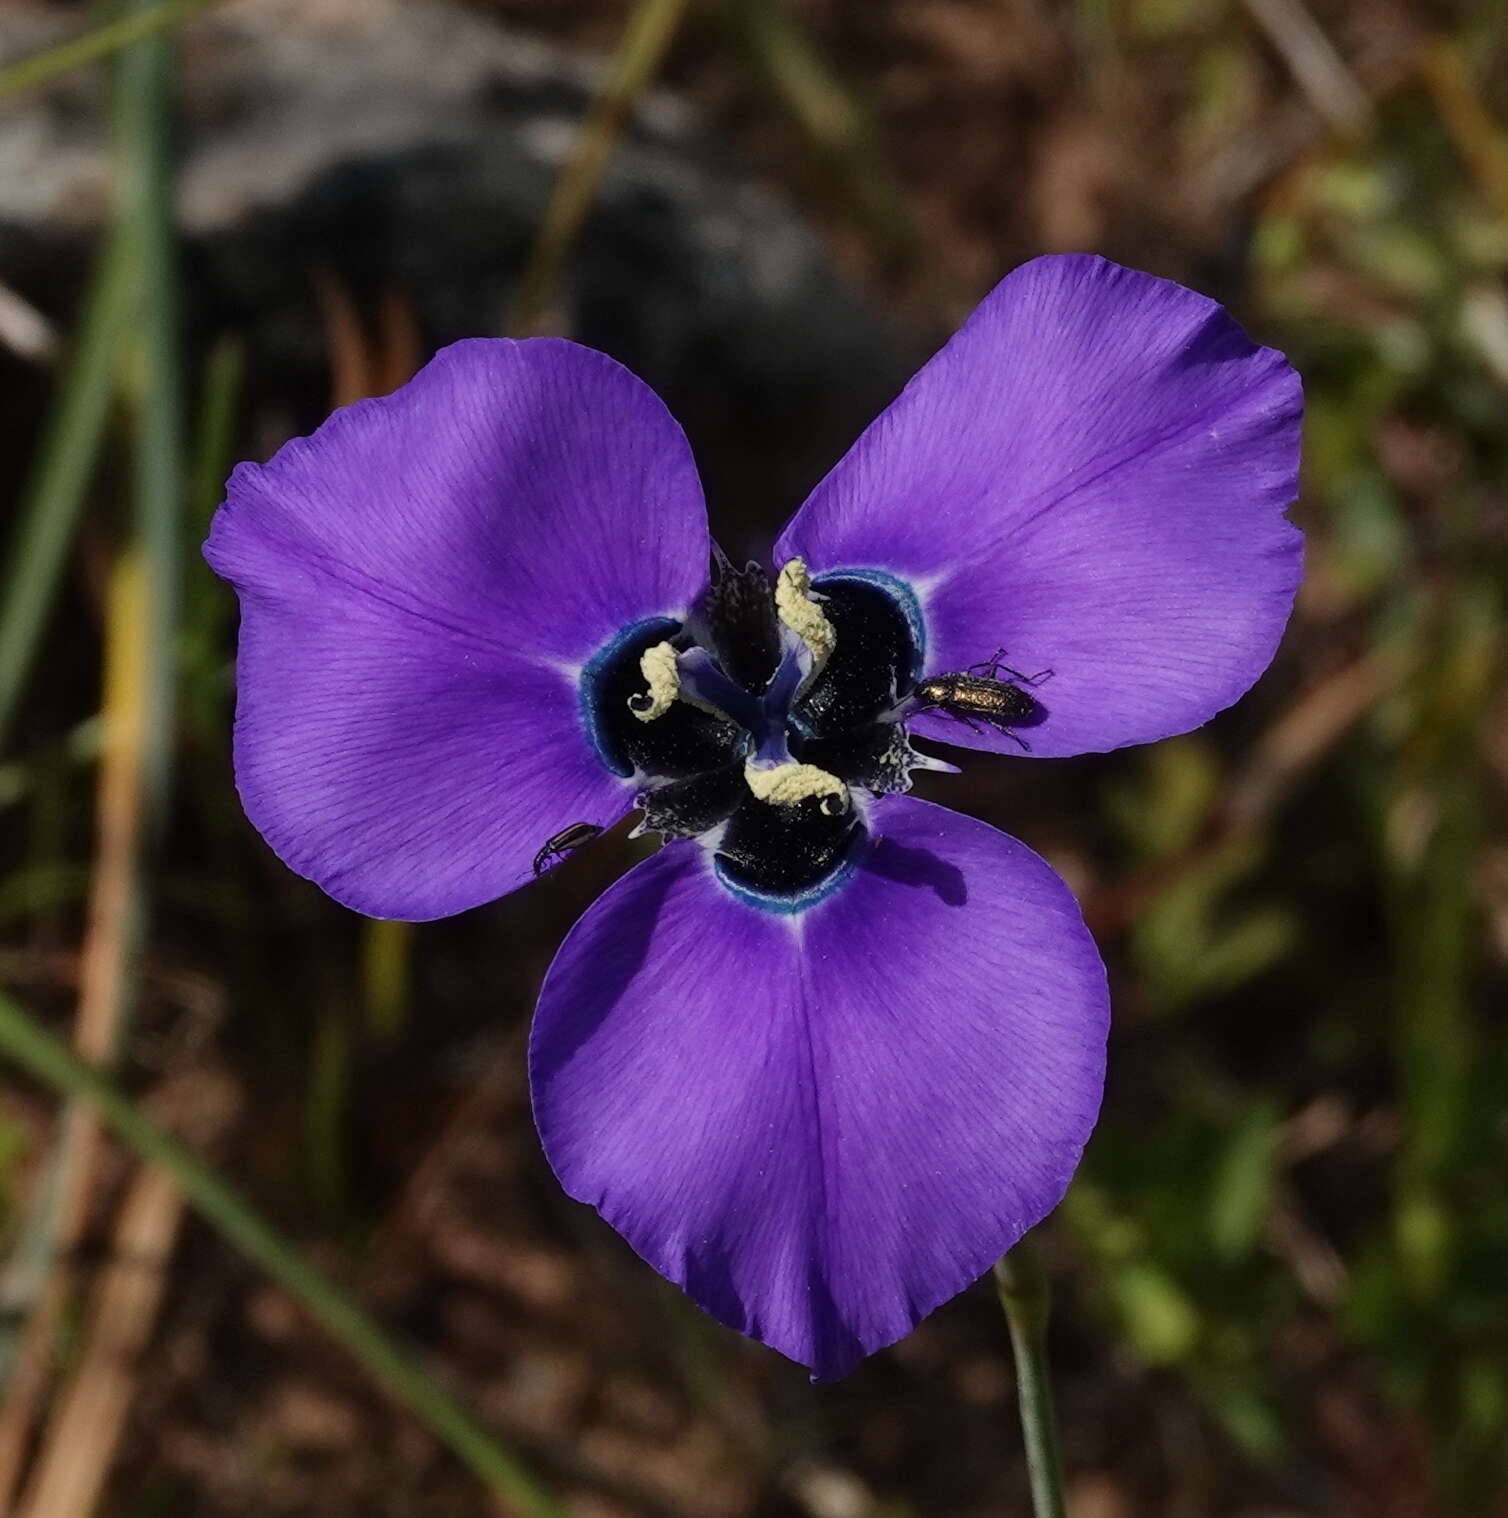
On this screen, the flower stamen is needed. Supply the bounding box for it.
[743,759,849,815]
[775,558,836,680]
[628,640,681,722]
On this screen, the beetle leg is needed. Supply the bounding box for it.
[970,648,1046,686]
[983,716,1031,752]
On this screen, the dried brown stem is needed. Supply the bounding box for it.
[0,558,150,1511]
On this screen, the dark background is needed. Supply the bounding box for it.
[0,0,1505,1514]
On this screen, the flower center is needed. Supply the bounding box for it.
[581,556,943,909]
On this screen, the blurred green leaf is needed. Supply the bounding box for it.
[1207,1102,1281,1262]
[1110,1263,1201,1364]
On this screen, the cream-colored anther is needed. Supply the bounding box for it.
[775,558,836,670]
[744,760,849,812]
[631,640,680,722]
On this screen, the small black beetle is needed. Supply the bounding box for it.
[911,650,1050,750]
[532,821,604,876]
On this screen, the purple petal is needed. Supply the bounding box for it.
[529,796,1108,1377]
[776,255,1303,757]
[205,339,709,918]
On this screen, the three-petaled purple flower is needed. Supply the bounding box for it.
[205,255,1302,1378]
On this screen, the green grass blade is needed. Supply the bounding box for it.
[722,0,925,284]
[114,2,185,845]
[0,987,562,1516]
[0,237,132,753]
[507,0,694,335]
[182,337,243,740]
[188,338,244,530]
[0,0,227,101]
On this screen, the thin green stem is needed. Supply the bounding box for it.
[994,1242,1068,1518]
[0,987,561,1518]
[507,0,693,335]
[0,0,227,100]
[363,919,413,1042]
[0,236,132,753]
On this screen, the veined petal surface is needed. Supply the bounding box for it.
[776,255,1303,757]
[530,796,1108,1378]
[205,338,710,918]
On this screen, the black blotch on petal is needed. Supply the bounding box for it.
[792,577,920,738]
[583,619,747,779]
[698,558,782,693]
[792,720,916,795]
[637,763,746,840]
[715,793,860,896]
[620,703,747,780]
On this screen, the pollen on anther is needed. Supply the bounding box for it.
[775,559,836,673]
[630,641,680,722]
[743,759,849,811]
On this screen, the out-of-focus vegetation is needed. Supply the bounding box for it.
[0,0,1505,1515]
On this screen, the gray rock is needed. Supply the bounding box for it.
[0,0,912,542]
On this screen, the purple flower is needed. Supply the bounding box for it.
[205,255,1302,1378]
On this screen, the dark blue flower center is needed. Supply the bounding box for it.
[579,617,748,780]
[578,559,1047,908]
[580,560,935,906]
